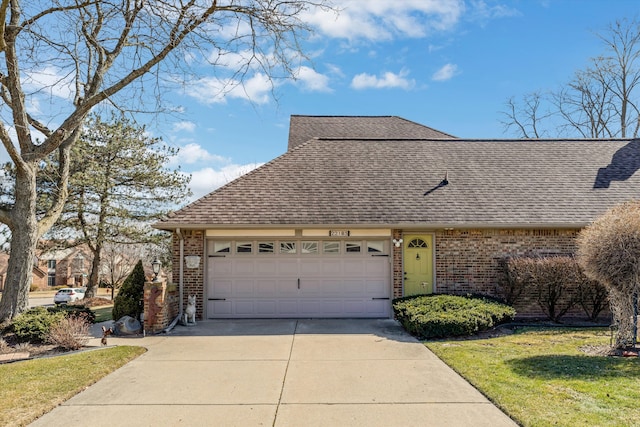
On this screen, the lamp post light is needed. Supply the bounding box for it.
[152,256,161,282]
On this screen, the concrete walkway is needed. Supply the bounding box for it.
[32,319,517,427]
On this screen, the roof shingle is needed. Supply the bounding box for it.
[158,137,640,229]
[287,115,456,150]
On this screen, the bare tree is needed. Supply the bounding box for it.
[100,242,150,299]
[502,18,640,139]
[0,0,334,321]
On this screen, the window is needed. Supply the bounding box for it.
[236,242,253,253]
[408,238,428,248]
[258,242,274,253]
[280,242,297,254]
[301,241,318,254]
[345,242,361,253]
[367,241,385,253]
[47,260,56,270]
[47,274,56,287]
[323,241,340,254]
[214,242,231,253]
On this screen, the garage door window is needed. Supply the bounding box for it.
[258,242,274,253]
[367,241,385,253]
[323,241,340,254]
[301,241,318,254]
[280,242,297,254]
[236,242,253,253]
[213,242,231,253]
[346,242,361,253]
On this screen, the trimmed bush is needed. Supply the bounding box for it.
[112,260,145,321]
[496,257,527,305]
[11,307,67,343]
[393,294,516,339]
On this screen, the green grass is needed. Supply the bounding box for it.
[427,327,640,427]
[0,346,146,427]
[91,305,113,323]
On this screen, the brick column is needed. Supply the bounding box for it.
[392,229,403,298]
[143,280,179,334]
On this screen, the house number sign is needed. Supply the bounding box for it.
[329,230,350,237]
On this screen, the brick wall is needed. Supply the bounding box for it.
[393,228,585,318]
[172,230,205,320]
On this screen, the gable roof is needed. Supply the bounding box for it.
[157,138,640,230]
[287,115,456,150]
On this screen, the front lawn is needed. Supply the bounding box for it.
[0,346,146,426]
[91,305,113,323]
[427,327,640,426]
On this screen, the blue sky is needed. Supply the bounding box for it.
[162,0,640,201]
[10,1,640,203]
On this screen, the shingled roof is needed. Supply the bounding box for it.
[287,115,456,150]
[157,138,640,230]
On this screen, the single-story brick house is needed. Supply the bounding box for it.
[154,115,640,320]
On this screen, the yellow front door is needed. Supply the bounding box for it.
[403,235,434,296]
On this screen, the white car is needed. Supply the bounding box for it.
[53,288,86,305]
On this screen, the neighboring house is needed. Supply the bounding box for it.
[154,115,640,320]
[36,247,91,289]
[0,251,48,291]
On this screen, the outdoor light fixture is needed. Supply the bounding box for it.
[152,256,161,282]
[392,238,403,248]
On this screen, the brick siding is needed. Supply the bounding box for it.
[172,230,205,320]
[393,228,587,318]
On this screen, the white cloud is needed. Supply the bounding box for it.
[185,73,274,105]
[173,143,229,166]
[468,0,521,24]
[303,0,465,42]
[22,66,74,100]
[432,63,459,81]
[172,121,196,133]
[295,66,332,92]
[351,70,415,90]
[187,163,263,200]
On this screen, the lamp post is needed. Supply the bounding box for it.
[152,256,161,282]
[75,253,85,286]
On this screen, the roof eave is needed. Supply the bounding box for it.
[153,221,589,232]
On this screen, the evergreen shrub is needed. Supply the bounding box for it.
[11,307,66,342]
[393,294,516,339]
[112,260,146,321]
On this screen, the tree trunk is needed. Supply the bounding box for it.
[0,164,39,321]
[84,246,102,299]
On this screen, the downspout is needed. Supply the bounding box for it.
[163,227,184,333]
[177,227,184,319]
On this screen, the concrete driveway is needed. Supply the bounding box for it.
[32,319,517,427]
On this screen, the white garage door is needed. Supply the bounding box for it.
[206,239,391,318]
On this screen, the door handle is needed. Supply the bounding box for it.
[297,278,300,289]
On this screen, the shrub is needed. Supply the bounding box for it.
[11,307,66,343]
[48,304,96,323]
[529,256,580,322]
[112,260,146,321]
[392,294,516,339]
[577,276,609,321]
[47,314,91,350]
[577,201,640,348]
[502,256,586,322]
[496,257,527,305]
